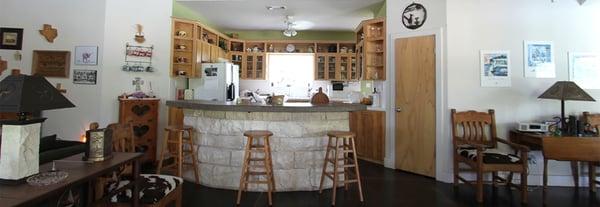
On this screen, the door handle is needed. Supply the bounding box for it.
[395,108,402,112]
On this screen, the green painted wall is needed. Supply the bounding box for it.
[172,0,220,30]
[376,1,386,18]
[224,30,355,41]
[172,0,361,41]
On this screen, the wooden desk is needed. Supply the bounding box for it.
[509,130,581,187]
[0,152,143,207]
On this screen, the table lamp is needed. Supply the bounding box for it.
[0,74,75,184]
[538,81,595,134]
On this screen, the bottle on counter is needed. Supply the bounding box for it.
[370,88,380,108]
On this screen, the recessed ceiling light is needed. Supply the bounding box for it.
[266,6,287,11]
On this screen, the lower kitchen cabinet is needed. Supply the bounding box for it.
[350,110,386,164]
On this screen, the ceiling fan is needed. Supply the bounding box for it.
[283,16,297,37]
[551,0,587,5]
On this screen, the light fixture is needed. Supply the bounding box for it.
[267,5,287,11]
[282,16,298,37]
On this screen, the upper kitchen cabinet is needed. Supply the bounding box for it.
[242,42,266,80]
[315,42,357,81]
[356,18,386,80]
[170,17,229,78]
[171,18,196,77]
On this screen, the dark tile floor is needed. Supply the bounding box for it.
[182,161,600,207]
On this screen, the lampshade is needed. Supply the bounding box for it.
[0,74,75,113]
[538,81,595,102]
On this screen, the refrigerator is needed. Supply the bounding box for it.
[189,62,239,101]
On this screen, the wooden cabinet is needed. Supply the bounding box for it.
[350,110,386,164]
[356,18,386,80]
[118,98,159,164]
[315,54,338,80]
[243,53,266,80]
[171,18,229,78]
[339,54,358,80]
[314,42,357,81]
[171,19,196,77]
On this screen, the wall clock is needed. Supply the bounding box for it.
[402,3,427,30]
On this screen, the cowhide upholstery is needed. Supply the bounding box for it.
[457,146,521,164]
[108,174,182,204]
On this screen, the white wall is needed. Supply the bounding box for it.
[0,0,174,145]
[0,0,106,141]
[100,0,174,148]
[446,0,600,186]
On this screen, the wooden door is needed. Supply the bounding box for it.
[394,35,436,177]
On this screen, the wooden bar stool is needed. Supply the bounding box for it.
[236,130,275,206]
[157,125,200,184]
[319,131,364,206]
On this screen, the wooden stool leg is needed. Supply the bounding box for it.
[343,137,349,191]
[177,131,184,177]
[543,159,548,205]
[265,137,274,206]
[266,135,276,192]
[157,130,170,174]
[331,137,340,206]
[237,136,252,205]
[319,136,333,194]
[187,129,201,184]
[590,162,597,193]
[350,137,364,202]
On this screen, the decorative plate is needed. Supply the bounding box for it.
[402,3,427,30]
[27,171,69,186]
[286,44,296,53]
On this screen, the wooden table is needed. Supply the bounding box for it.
[509,130,581,187]
[0,152,143,207]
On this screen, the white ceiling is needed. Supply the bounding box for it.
[177,0,384,31]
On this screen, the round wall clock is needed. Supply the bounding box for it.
[286,44,296,53]
[402,3,427,30]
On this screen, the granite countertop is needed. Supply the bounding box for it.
[166,100,367,112]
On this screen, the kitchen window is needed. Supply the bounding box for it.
[267,53,315,97]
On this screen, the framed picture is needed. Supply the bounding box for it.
[32,50,71,78]
[524,41,555,78]
[569,52,600,89]
[0,28,24,50]
[74,46,98,65]
[73,69,97,85]
[480,50,511,87]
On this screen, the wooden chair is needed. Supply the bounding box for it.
[451,109,530,204]
[583,112,600,192]
[542,137,600,201]
[92,122,183,207]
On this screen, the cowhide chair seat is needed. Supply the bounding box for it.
[107,174,183,206]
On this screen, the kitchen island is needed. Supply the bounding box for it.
[166,100,366,192]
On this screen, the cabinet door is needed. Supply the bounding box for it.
[340,55,349,80]
[255,55,265,79]
[210,45,220,62]
[350,111,386,164]
[316,55,326,80]
[327,55,337,80]
[350,56,358,80]
[201,42,211,63]
[245,55,254,79]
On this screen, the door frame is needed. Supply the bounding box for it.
[385,27,450,182]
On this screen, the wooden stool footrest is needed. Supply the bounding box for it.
[247,171,268,175]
